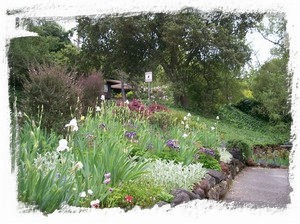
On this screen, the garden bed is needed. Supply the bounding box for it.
[15,99,288,214]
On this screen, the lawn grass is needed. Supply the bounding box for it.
[168,105,290,148]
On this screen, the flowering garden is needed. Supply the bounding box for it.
[17,97,239,214]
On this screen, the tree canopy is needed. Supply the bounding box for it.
[76,9,262,111]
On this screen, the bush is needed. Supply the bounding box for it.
[106,178,173,210]
[148,111,173,130]
[226,139,252,161]
[197,153,221,171]
[78,72,104,114]
[143,159,207,192]
[234,98,270,122]
[126,91,135,100]
[22,64,80,133]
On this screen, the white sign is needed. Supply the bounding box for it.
[145,72,152,82]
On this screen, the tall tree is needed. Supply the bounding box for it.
[251,14,291,123]
[77,9,262,111]
[8,19,76,108]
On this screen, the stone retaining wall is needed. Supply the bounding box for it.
[157,158,245,207]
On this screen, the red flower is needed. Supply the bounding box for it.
[125,195,133,203]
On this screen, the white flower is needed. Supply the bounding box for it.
[211,126,215,131]
[101,95,105,101]
[216,116,219,120]
[125,100,129,105]
[95,106,101,112]
[56,139,69,152]
[182,133,188,138]
[65,118,78,131]
[74,161,83,170]
[183,116,188,121]
[181,121,185,125]
[90,199,100,208]
[79,191,86,198]
[185,124,189,129]
[87,189,93,195]
[187,113,191,117]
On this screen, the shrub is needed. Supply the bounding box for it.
[197,153,221,171]
[127,99,168,117]
[197,147,220,162]
[226,139,252,161]
[234,98,270,122]
[143,159,207,192]
[148,111,173,130]
[106,178,173,210]
[77,72,104,114]
[126,91,135,100]
[22,64,80,133]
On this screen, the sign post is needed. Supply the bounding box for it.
[145,72,152,100]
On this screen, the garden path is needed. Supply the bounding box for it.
[223,167,292,208]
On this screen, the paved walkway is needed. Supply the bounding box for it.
[223,167,292,208]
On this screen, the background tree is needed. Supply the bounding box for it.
[250,14,291,124]
[8,19,78,109]
[77,9,262,112]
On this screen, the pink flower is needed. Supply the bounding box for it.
[103,178,111,184]
[125,195,133,203]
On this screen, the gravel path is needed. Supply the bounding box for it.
[223,167,292,208]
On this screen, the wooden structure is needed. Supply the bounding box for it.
[104,79,133,99]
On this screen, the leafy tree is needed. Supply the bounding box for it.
[250,14,291,124]
[77,9,262,112]
[251,57,290,123]
[8,19,76,109]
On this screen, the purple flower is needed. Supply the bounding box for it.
[125,131,137,139]
[109,188,113,192]
[166,139,180,149]
[199,147,215,156]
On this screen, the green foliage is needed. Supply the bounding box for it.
[234,98,270,121]
[25,19,71,47]
[226,139,252,160]
[251,57,291,124]
[197,153,221,171]
[17,107,149,213]
[18,117,74,214]
[148,111,173,130]
[126,91,135,100]
[16,95,292,214]
[77,10,262,111]
[143,159,207,192]
[253,146,289,167]
[216,106,289,146]
[22,64,80,133]
[106,178,173,209]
